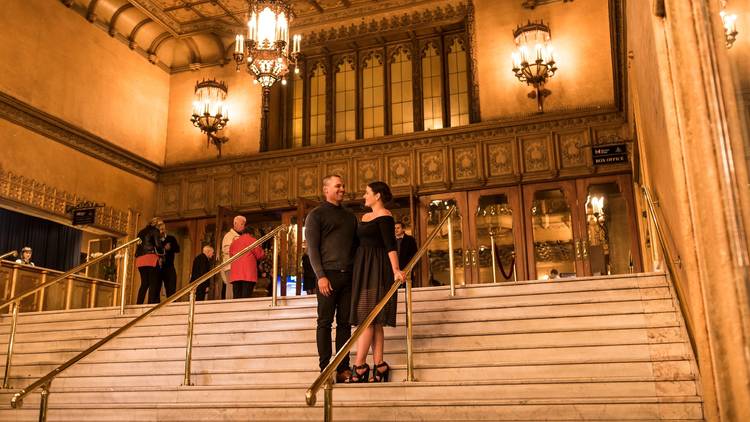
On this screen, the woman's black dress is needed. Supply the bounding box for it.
[350,215,399,327]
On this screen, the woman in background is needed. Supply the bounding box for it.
[135,218,164,304]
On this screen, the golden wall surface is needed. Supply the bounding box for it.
[0,0,169,165]
[0,120,156,232]
[474,0,615,119]
[165,67,262,166]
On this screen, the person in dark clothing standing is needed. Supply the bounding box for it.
[135,218,164,304]
[192,245,214,301]
[301,240,316,295]
[158,224,180,299]
[305,175,358,383]
[395,221,418,284]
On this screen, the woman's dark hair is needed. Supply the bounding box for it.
[367,181,393,204]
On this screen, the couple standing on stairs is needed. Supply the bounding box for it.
[305,175,405,384]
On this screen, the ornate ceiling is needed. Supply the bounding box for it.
[62,0,466,73]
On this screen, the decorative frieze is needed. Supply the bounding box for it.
[0,170,129,235]
[157,110,627,217]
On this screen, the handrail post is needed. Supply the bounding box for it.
[183,288,196,387]
[405,276,415,382]
[323,378,333,422]
[37,273,47,312]
[489,233,498,284]
[447,215,456,297]
[119,248,131,315]
[64,277,74,310]
[271,232,279,307]
[3,301,19,388]
[38,381,51,422]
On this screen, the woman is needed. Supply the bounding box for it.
[229,229,265,299]
[348,181,404,383]
[135,217,164,304]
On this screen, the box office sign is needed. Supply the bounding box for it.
[592,144,628,165]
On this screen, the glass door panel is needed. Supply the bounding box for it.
[468,187,524,283]
[419,195,470,287]
[524,184,580,280]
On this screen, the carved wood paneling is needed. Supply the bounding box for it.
[213,176,232,208]
[238,172,262,207]
[157,111,628,217]
[268,169,291,203]
[451,144,481,184]
[521,134,555,180]
[386,153,413,189]
[356,158,383,193]
[296,165,320,199]
[185,179,208,212]
[418,148,447,188]
[485,138,518,182]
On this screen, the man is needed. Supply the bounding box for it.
[395,222,418,283]
[305,175,358,383]
[16,246,34,266]
[221,215,246,300]
[158,222,180,298]
[191,245,214,301]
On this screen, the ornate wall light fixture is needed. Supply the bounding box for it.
[511,20,557,113]
[190,79,229,157]
[234,0,301,151]
[720,1,739,48]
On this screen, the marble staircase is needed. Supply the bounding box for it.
[0,273,703,421]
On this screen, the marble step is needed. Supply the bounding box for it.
[4,359,695,389]
[0,285,674,337]
[2,325,685,357]
[0,396,703,421]
[0,273,669,327]
[0,298,677,352]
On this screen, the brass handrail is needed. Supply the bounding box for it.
[1,237,140,389]
[9,224,287,420]
[305,206,457,421]
[641,186,699,362]
[0,250,18,261]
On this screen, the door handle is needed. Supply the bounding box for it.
[463,250,471,266]
[575,240,582,259]
[582,239,589,259]
[471,249,477,266]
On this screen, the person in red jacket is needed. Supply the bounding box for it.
[229,230,266,299]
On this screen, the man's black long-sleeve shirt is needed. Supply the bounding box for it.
[304,201,358,279]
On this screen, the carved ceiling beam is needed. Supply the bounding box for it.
[214,0,245,26]
[109,3,134,36]
[306,0,325,14]
[86,0,100,22]
[148,32,173,57]
[129,18,153,49]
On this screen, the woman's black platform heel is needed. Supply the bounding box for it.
[372,361,390,382]
[348,363,370,383]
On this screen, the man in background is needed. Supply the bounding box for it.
[192,245,215,301]
[159,222,180,299]
[395,221,418,285]
[221,215,245,299]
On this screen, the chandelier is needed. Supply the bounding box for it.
[511,20,557,113]
[190,79,229,156]
[233,0,301,88]
[720,1,739,49]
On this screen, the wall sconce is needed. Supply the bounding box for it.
[190,79,229,157]
[720,1,739,48]
[511,20,557,113]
